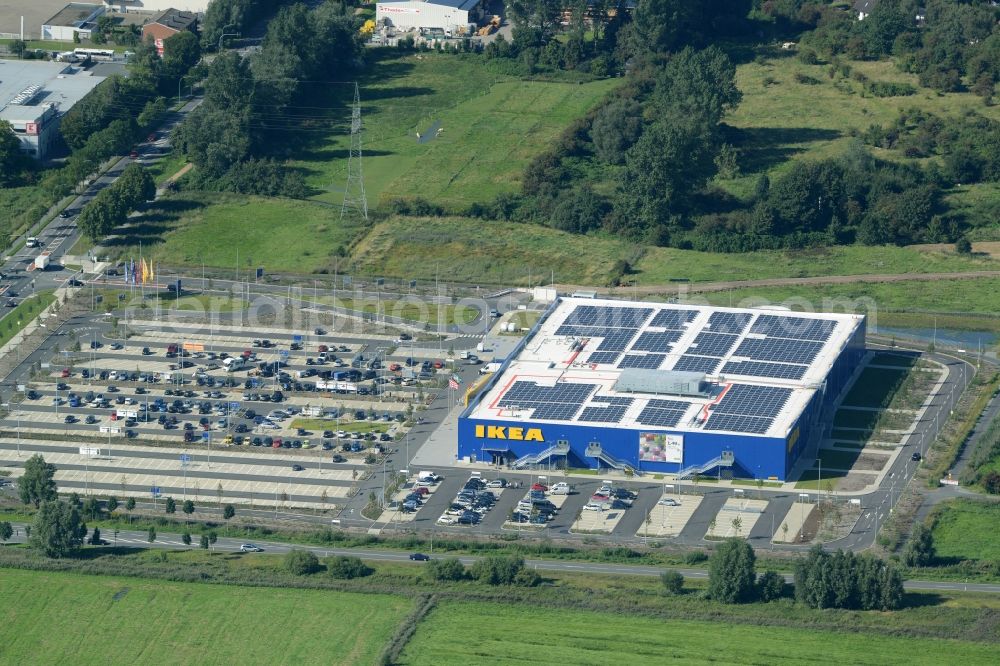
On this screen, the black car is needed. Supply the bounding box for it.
[291,464,304,471]
[911,452,922,462]
[409,553,430,561]
[331,454,346,463]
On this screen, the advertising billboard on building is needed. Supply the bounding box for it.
[639,433,683,463]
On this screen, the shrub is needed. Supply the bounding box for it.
[683,551,709,565]
[469,555,525,585]
[757,570,786,602]
[284,549,320,575]
[660,569,684,594]
[707,538,757,604]
[326,555,373,579]
[955,237,973,255]
[513,568,541,587]
[425,557,466,582]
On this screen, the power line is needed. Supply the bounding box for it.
[340,81,367,222]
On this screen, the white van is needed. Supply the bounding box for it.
[223,357,246,372]
[550,482,574,495]
[25,237,40,248]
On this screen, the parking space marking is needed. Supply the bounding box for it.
[637,494,704,538]
[707,497,769,540]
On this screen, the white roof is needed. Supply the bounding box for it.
[469,297,864,438]
[0,61,106,123]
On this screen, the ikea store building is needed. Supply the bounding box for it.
[457,297,865,481]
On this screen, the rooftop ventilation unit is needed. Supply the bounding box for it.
[10,85,42,106]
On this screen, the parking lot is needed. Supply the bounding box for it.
[638,493,704,538]
[0,314,459,510]
[706,497,769,539]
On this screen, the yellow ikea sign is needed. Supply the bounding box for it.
[475,424,544,442]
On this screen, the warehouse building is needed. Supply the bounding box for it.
[458,297,865,481]
[41,3,106,41]
[376,0,485,34]
[0,60,107,160]
[141,8,198,56]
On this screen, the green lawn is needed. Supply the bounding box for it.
[0,291,56,347]
[0,185,54,248]
[145,150,188,187]
[719,56,1000,201]
[794,467,850,490]
[0,568,411,665]
[816,448,863,470]
[399,599,997,665]
[294,51,617,210]
[833,408,881,431]
[930,500,1000,563]
[93,192,365,274]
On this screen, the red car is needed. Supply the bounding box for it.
[531,483,547,492]
[413,487,430,496]
[61,368,70,378]
[318,344,329,353]
[433,360,444,369]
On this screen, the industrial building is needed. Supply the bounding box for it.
[0,60,107,160]
[458,297,865,481]
[102,1,211,12]
[376,0,485,34]
[41,3,106,41]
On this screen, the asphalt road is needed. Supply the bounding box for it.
[2,523,997,594]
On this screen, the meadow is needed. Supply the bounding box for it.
[930,500,1000,563]
[0,567,412,665]
[399,599,998,666]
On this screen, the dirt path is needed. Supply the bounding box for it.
[556,270,1000,298]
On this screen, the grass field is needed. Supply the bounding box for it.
[719,55,1000,204]
[0,568,411,665]
[399,599,997,665]
[97,192,364,274]
[930,499,1000,563]
[0,185,54,247]
[295,52,617,210]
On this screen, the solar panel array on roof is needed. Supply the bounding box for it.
[578,396,634,423]
[721,360,807,380]
[673,355,722,374]
[690,332,739,357]
[596,329,640,352]
[750,314,837,341]
[637,398,690,428]
[498,381,596,421]
[702,384,793,434]
[563,305,653,328]
[706,311,752,335]
[734,337,824,364]
[631,330,683,352]
[650,309,698,329]
[618,353,666,370]
[587,351,621,365]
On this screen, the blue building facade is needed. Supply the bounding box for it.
[457,307,867,481]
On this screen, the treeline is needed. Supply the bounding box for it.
[0,121,32,187]
[175,2,360,197]
[200,0,298,51]
[77,164,155,241]
[781,0,1000,97]
[487,0,753,75]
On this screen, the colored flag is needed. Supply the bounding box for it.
[149,261,155,282]
[131,259,138,285]
[124,259,130,284]
[141,258,149,284]
[448,377,459,390]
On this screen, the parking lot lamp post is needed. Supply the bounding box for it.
[16,410,21,457]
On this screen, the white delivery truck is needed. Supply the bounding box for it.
[479,361,501,375]
[223,357,246,372]
[34,252,51,270]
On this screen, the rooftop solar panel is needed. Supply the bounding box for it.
[587,351,621,365]
[721,360,807,380]
[713,384,792,418]
[563,305,653,328]
[690,332,739,357]
[636,406,687,428]
[618,353,666,370]
[650,309,698,329]
[734,337,824,364]
[631,330,682,352]
[750,314,837,342]
[672,355,722,374]
[704,412,774,434]
[707,311,752,335]
[596,328,640,352]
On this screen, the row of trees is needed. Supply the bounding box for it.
[200,0,297,51]
[77,163,155,241]
[175,2,359,195]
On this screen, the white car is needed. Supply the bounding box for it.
[437,515,458,525]
[583,502,606,512]
[239,543,263,552]
[486,478,507,489]
[658,498,680,507]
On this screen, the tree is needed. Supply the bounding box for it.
[706,538,757,603]
[326,555,373,579]
[902,522,936,567]
[89,526,102,546]
[591,99,644,165]
[757,570,786,602]
[30,501,83,558]
[125,497,136,521]
[660,569,684,594]
[0,521,13,543]
[285,549,321,575]
[223,504,235,521]
[82,496,101,520]
[470,555,527,585]
[165,497,176,514]
[106,496,119,513]
[147,526,156,543]
[182,531,192,546]
[426,557,466,582]
[19,454,57,508]
[200,534,209,549]
[0,120,30,187]
[182,500,195,517]
[955,237,973,254]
